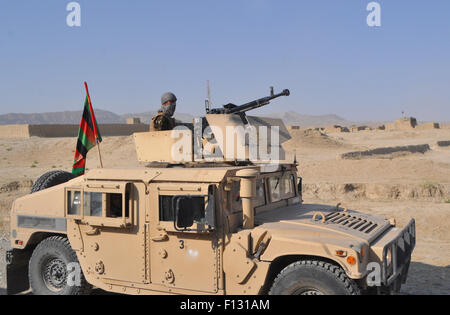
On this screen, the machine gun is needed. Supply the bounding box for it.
[206,87,290,116]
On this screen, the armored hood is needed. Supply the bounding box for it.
[255,204,392,244]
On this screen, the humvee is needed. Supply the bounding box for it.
[2,88,415,295]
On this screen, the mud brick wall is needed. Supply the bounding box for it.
[0,124,150,139]
[437,140,450,147]
[341,144,431,159]
[416,122,440,130]
[0,125,30,139]
[28,124,78,137]
[385,117,418,131]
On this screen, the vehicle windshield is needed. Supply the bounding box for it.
[231,171,297,214]
[268,173,295,203]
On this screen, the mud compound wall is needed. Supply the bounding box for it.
[28,124,78,137]
[341,144,431,159]
[303,182,450,202]
[0,124,150,139]
[0,124,31,138]
[416,122,440,130]
[385,117,418,131]
[99,124,149,136]
[437,140,450,147]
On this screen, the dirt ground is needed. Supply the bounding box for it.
[0,127,449,294]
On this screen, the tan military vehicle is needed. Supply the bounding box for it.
[2,88,415,295]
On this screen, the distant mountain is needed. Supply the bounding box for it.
[0,109,366,127]
[0,110,123,125]
[260,111,353,127]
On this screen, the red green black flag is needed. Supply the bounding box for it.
[72,82,102,176]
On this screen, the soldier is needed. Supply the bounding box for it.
[150,92,177,131]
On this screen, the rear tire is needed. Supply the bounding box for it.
[31,170,75,193]
[29,236,91,295]
[269,260,360,295]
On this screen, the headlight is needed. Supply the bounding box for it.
[386,246,393,267]
[385,245,394,278]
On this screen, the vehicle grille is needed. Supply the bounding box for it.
[382,219,416,285]
[394,221,416,270]
[324,212,379,234]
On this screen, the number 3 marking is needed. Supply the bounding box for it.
[179,240,185,249]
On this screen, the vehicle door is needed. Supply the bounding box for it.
[65,181,147,285]
[148,182,219,293]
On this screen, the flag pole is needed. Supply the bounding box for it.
[96,139,104,168]
[84,82,103,168]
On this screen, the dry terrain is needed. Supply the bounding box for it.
[1,126,449,294]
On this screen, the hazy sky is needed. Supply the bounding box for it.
[1,0,449,121]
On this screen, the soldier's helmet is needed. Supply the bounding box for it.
[161,92,177,105]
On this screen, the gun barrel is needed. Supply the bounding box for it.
[226,89,290,114]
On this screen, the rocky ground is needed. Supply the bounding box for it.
[0,127,449,294]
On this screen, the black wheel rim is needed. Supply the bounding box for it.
[294,287,324,295]
[42,257,67,292]
[300,289,324,295]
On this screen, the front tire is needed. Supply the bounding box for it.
[29,236,91,295]
[269,260,360,295]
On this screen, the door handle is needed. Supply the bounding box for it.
[151,234,168,241]
[85,227,100,236]
[151,226,168,241]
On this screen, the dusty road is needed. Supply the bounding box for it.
[0,127,449,294]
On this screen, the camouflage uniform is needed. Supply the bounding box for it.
[150,92,177,131]
[150,113,176,131]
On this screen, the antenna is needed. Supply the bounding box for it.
[205,80,212,113]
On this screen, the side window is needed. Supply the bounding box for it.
[159,195,206,223]
[159,195,175,221]
[106,193,123,218]
[68,190,82,215]
[83,192,102,217]
[68,186,131,219]
[66,184,133,228]
[189,197,206,222]
[82,192,130,218]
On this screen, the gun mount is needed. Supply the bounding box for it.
[207,87,290,115]
[134,87,292,165]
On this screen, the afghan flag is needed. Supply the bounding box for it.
[72,82,102,176]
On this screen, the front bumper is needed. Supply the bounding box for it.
[381,219,416,286]
[1,249,31,295]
